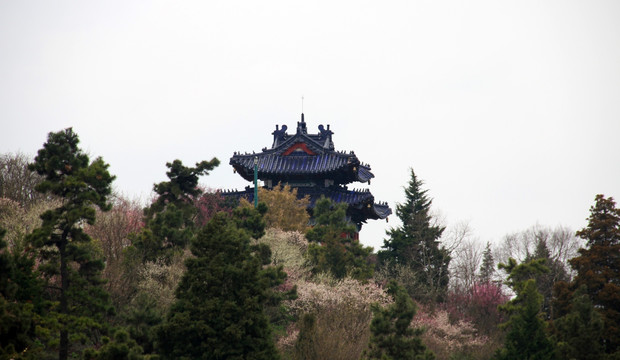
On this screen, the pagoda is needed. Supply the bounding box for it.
[224,114,391,229]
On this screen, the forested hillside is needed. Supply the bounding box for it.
[1,128,619,359]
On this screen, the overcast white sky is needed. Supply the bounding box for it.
[1,1,619,251]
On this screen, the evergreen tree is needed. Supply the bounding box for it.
[83,329,144,360]
[479,241,495,283]
[0,227,49,359]
[558,194,620,355]
[494,258,555,360]
[524,238,569,320]
[232,201,268,240]
[27,128,115,360]
[306,197,374,280]
[293,313,318,360]
[156,211,286,359]
[378,169,449,302]
[363,281,435,360]
[131,158,219,262]
[122,158,220,354]
[553,285,604,360]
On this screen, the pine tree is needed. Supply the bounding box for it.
[516,238,569,322]
[553,285,604,360]
[559,194,620,354]
[27,128,115,360]
[156,211,286,359]
[0,227,49,359]
[82,329,144,360]
[378,169,449,302]
[479,241,495,283]
[363,281,435,360]
[131,158,219,262]
[494,258,555,360]
[306,197,374,280]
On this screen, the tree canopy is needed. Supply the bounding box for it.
[131,158,219,262]
[306,197,374,280]
[494,258,555,360]
[555,194,620,356]
[378,169,450,302]
[27,128,115,360]
[156,211,286,359]
[363,281,435,360]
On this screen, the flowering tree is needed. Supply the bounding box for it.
[412,308,490,359]
[194,188,235,227]
[444,281,508,336]
[257,183,310,232]
[0,152,45,207]
[85,195,144,309]
[286,276,391,360]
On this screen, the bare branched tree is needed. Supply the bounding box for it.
[0,152,46,207]
[496,224,582,279]
[443,221,484,291]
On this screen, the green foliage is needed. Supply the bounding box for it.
[494,259,555,360]
[498,257,549,294]
[27,128,115,360]
[525,238,569,320]
[132,158,219,262]
[0,227,49,359]
[553,285,604,360]
[122,292,164,356]
[306,197,373,280]
[294,313,318,360]
[363,281,435,360]
[83,329,144,360]
[156,212,287,359]
[233,200,268,239]
[479,241,495,283]
[378,169,450,302]
[559,194,620,355]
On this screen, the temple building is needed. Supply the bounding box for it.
[223,114,392,229]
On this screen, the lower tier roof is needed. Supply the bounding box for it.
[221,186,392,227]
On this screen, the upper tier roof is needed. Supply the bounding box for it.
[229,114,375,185]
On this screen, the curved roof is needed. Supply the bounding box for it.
[230,152,373,184]
[230,115,375,185]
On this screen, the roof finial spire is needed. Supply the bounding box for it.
[301,96,305,123]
